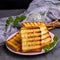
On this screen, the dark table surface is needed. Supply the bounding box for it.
[0,10,60,60]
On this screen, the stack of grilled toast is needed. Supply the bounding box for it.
[6,22,52,53]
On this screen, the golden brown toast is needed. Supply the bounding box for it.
[22,22,41,28]
[40,23,52,47]
[21,27,41,52]
[6,32,21,52]
[21,22,52,53]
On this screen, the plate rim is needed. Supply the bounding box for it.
[6,32,55,55]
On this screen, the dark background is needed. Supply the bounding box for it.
[0,0,32,9]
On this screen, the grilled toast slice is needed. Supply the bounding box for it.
[40,23,52,47]
[21,27,41,52]
[22,22,41,28]
[21,22,52,52]
[6,32,21,52]
[21,27,41,53]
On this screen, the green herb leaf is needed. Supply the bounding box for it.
[19,15,26,22]
[43,35,58,52]
[13,16,20,27]
[13,16,26,27]
[5,16,14,27]
[53,35,58,42]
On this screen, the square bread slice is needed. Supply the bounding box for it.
[21,27,41,52]
[21,22,52,53]
[40,23,52,47]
